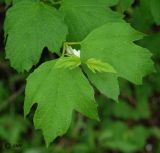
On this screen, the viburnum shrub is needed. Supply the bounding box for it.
[3,0,155,146]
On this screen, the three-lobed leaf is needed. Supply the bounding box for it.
[81,22,154,84]
[4,0,68,72]
[79,22,154,101]
[24,60,99,146]
[60,0,122,41]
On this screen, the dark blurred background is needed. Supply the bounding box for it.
[0,0,160,153]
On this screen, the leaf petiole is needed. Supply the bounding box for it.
[66,42,81,45]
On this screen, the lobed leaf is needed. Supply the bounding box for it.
[24,60,99,145]
[4,0,68,72]
[81,22,154,84]
[60,0,122,41]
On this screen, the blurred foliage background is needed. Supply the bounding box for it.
[0,0,160,153]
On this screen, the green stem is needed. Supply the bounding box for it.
[61,42,67,57]
[66,42,81,45]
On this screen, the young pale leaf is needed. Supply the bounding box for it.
[60,0,122,41]
[55,56,81,70]
[4,1,68,72]
[81,22,154,85]
[24,60,99,146]
[85,58,116,73]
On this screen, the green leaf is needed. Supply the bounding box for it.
[55,56,81,70]
[81,22,154,85]
[79,22,154,101]
[84,67,119,101]
[0,0,11,5]
[83,58,119,101]
[99,122,149,153]
[118,0,134,12]
[60,0,122,41]
[0,115,27,144]
[24,60,99,146]
[150,127,160,139]
[151,0,160,25]
[4,1,68,72]
[85,58,117,73]
[138,33,160,57]
[131,0,154,32]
